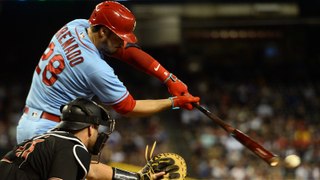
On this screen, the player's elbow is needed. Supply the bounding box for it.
[112,94,136,115]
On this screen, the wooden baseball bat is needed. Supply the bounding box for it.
[193,103,279,166]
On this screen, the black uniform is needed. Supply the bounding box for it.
[0,131,91,180]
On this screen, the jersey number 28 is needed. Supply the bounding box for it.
[36,42,65,86]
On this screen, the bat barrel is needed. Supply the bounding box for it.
[193,103,279,166]
[232,129,279,166]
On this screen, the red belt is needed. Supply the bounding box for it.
[24,107,61,123]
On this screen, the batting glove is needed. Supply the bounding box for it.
[169,94,200,110]
[164,73,189,96]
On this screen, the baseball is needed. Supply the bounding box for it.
[284,154,301,168]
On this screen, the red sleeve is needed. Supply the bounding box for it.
[112,45,170,82]
[112,93,136,114]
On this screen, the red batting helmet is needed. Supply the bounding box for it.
[89,1,137,43]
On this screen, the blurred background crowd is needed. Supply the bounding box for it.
[1,0,320,179]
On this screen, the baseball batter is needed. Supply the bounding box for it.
[17,1,200,143]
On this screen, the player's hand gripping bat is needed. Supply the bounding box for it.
[193,103,279,166]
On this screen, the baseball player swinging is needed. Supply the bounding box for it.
[16,1,200,144]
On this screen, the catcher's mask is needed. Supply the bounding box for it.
[55,97,115,155]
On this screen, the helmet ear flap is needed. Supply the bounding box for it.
[99,105,109,120]
[97,104,115,135]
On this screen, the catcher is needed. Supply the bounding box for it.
[0,98,187,180]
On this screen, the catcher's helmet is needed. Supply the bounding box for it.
[55,97,115,134]
[89,1,137,43]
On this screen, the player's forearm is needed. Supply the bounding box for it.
[87,163,113,180]
[87,163,143,180]
[125,99,171,117]
[114,47,170,82]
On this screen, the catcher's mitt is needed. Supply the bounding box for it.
[138,142,187,180]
